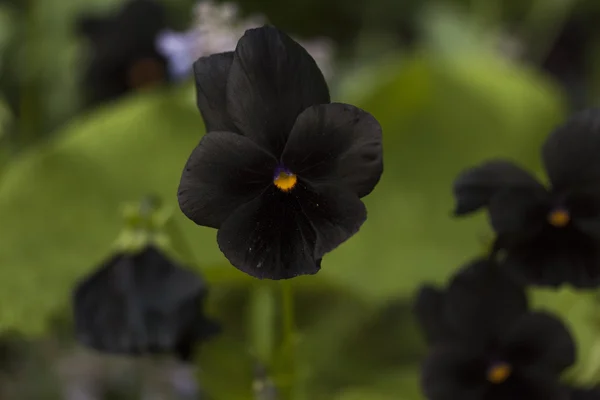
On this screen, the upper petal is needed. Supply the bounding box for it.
[226,25,330,156]
[444,259,528,342]
[178,131,277,229]
[543,109,600,191]
[501,311,576,375]
[216,181,365,279]
[193,52,238,133]
[281,103,383,198]
[453,160,545,215]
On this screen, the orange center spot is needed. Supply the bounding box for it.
[548,209,570,227]
[127,57,165,89]
[487,363,511,384]
[274,171,297,192]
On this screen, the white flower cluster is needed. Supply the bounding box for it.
[156,1,334,81]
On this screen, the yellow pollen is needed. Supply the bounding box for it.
[548,209,570,227]
[487,363,511,384]
[274,171,297,192]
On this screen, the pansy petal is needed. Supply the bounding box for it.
[216,185,319,279]
[178,131,277,229]
[501,311,576,374]
[193,52,238,132]
[216,181,364,279]
[421,345,487,400]
[487,187,548,237]
[567,386,600,400]
[281,103,383,198]
[453,160,544,216]
[414,285,448,344]
[444,259,528,341]
[297,183,367,258]
[543,109,600,191]
[499,227,600,288]
[226,25,330,156]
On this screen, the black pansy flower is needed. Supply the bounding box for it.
[177,26,383,279]
[453,109,600,288]
[72,245,220,361]
[415,259,576,400]
[76,0,169,107]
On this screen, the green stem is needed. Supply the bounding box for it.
[279,280,296,400]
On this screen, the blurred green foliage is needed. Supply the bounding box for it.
[1,0,600,398]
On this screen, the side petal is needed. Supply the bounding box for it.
[178,131,277,229]
[501,311,576,374]
[543,108,600,191]
[216,181,365,279]
[226,25,330,156]
[444,259,528,341]
[421,345,487,400]
[453,160,544,215]
[413,285,448,344]
[281,103,383,198]
[193,52,238,132]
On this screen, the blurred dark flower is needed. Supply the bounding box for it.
[177,25,383,280]
[76,0,169,107]
[72,245,220,361]
[568,386,600,400]
[453,109,600,288]
[416,259,576,400]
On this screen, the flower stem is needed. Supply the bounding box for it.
[279,279,296,400]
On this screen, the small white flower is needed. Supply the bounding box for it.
[156,1,335,81]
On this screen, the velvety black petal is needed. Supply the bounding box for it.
[421,345,487,400]
[299,183,367,259]
[486,367,570,400]
[444,259,528,341]
[453,160,545,215]
[72,246,213,355]
[487,187,548,238]
[543,109,600,191]
[216,181,365,279]
[226,25,330,156]
[499,227,600,288]
[193,52,238,133]
[566,187,600,240]
[76,16,112,41]
[501,311,575,374]
[280,103,383,198]
[178,131,277,229]
[414,285,448,344]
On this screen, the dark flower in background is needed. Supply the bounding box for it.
[76,0,169,107]
[568,386,600,400]
[72,245,220,361]
[453,109,600,288]
[415,259,576,400]
[178,26,383,280]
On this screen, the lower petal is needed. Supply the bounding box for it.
[421,345,487,400]
[216,182,366,279]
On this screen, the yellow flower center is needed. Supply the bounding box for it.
[548,209,570,227]
[274,171,297,192]
[487,362,511,384]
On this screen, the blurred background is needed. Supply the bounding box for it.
[1,0,600,398]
